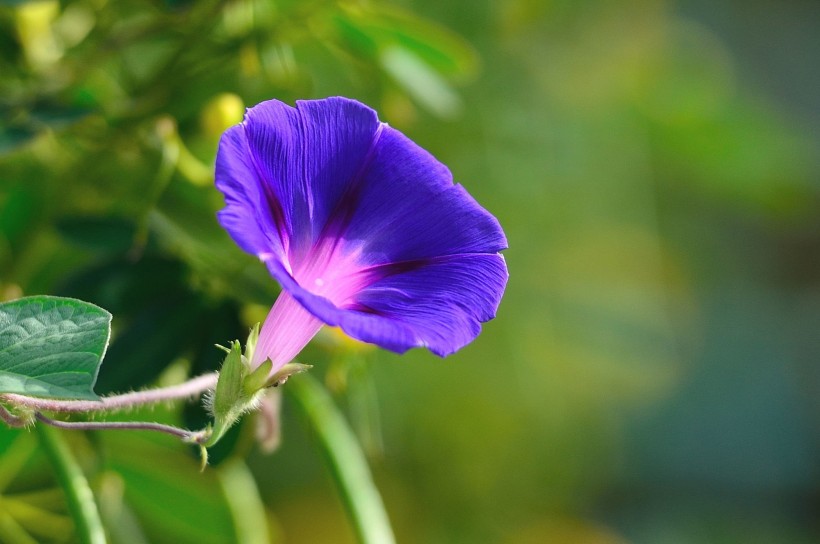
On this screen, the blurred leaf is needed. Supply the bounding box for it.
[153,181,278,305]
[0,103,92,156]
[57,252,248,395]
[0,184,42,252]
[0,428,43,490]
[29,106,92,129]
[331,5,479,79]
[0,296,110,399]
[635,20,734,126]
[56,256,197,393]
[57,256,189,316]
[2,416,266,543]
[327,4,477,116]
[0,428,65,543]
[56,216,137,253]
[102,431,262,544]
[651,97,815,214]
[379,45,461,118]
[0,0,48,7]
[0,125,39,155]
[95,292,201,393]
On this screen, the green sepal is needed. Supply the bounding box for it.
[207,340,257,448]
[205,325,268,449]
[243,358,272,395]
[204,324,312,450]
[268,363,313,387]
[212,341,244,420]
[244,323,260,364]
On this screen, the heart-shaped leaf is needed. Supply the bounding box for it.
[0,296,111,400]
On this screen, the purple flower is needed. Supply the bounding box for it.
[215,97,508,373]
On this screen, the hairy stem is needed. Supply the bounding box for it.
[34,413,204,442]
[2,373,218,413]
[0,404,26,427]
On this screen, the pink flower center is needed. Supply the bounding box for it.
[251,238,372,372]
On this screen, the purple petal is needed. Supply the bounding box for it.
[215,126,286,261]
[216,97,509,359]
[264,253,508,356]
[241,97,381,262]
[340,127,507,265]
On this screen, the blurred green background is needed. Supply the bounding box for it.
[1,0,818,543]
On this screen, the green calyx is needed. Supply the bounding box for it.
[204,324,312,449]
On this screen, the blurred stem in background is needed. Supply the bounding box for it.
[289,373,396,544]
[36,426,106,544]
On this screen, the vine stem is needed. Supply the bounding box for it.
[36,426,106,544]
[34,413,206,443]
[1,373,218,413]
[0,403,26,427]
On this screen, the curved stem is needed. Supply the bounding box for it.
[34,413,202,442]
[0,404,26,427]
[36,426,106,544]
[2,373,218,413]
[288,374,396,544]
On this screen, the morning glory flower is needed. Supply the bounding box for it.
[215,97,507,374]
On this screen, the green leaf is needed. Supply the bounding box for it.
[0,296,111,400]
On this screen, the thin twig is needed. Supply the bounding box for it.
[2,373,218,413]
[35,412,198,441]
